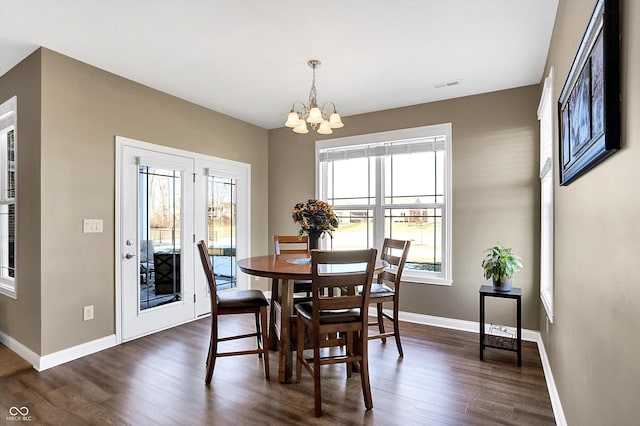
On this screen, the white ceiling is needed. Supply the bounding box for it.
[0,0,558,130]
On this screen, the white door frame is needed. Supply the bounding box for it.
[115,136,251,344]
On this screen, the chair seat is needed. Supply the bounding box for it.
[295,301,361,324]
[369,283,395,298]
[218,289,269,309]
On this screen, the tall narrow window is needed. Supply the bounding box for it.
[538,69,554,322]
[0,96,17,298]
[318,123,453,285]
[138,165,182,310]
[207,175,237,290]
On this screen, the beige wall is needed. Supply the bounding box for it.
[541,1,639,424]
[269,85,541,329]
[36,49,268,354]
[0,50,42,353]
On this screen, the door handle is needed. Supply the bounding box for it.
[125,253,137,259]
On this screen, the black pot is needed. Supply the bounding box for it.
[492,277,512,292]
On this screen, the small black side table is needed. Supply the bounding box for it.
[479,285,522,366]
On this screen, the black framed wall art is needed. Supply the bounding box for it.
[558,0,620,186]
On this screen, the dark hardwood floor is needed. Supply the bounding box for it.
[0,316,555,425]
[0,344,31,379]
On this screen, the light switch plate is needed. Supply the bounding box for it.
[83,219,103,233]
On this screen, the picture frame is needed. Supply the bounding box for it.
[558,0,620,186]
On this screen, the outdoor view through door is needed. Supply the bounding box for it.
[119,137,249,341]
[207,175,237,291]
[139,166,182,310]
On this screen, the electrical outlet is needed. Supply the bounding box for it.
[83,305,94,321]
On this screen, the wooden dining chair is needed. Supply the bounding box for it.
[196,240,270,383]
[295,248,377,417]
[269,235,313,348]
[367,238,411,357]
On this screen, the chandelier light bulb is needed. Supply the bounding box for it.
[293,119,309,134]
[285,111,300,128]
[329,112,344,129]
[317,120,333,135]
[307,107,323,124]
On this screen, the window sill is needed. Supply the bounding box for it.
[0,281,17,299]
[401,272,452,286]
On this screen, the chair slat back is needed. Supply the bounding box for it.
[311,249,377,315]
[274,235,309,255]
[197,240,218,316]
[378,238,411,287]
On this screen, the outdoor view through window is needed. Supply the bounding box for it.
[318,124,452,284]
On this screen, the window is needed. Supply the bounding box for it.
[317,123,452,285]
[538,69,554,322]
[0,96,17,298]
[206,175,237,290]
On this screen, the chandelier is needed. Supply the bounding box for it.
[284,59,344,135]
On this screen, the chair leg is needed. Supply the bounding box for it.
[255,312,262,358]
[345,331,354,378]
[268,278,280,351]
[313,338,322,417]
[205,317,218,384]
[260,306,270,379]
[376,302,386,343]
[359,331,373,411]
[296,315,304,383]
[392,298,404,357]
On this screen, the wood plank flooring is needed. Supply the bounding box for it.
[0,317,555,425]
[0,344,31,378]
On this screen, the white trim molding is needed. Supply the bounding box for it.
[0,330,117,372]
[37,335,118,371]
[370,307,566,426]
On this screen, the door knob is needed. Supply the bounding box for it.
[125,253,136,259]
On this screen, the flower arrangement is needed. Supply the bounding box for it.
[292,199,339,238]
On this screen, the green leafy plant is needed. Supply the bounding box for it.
[481,244,523,283]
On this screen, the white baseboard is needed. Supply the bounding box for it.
[370,307,539,341]
[0,331,118,372]
[370,307,566,426]
[531,332,567,426]
[0,330,40,368]
[37,334,118,371]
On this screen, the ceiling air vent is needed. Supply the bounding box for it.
[434,79,461,89]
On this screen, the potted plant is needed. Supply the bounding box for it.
[481,243,523,292]
[292,199,339,250]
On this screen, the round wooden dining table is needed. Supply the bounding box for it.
[238,252,386,383]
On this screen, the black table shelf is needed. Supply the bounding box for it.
[479,285,522,366]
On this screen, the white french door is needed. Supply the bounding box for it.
[117,137,251,342]
[119,143,195,341]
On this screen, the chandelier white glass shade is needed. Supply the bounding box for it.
[284,59,344,135]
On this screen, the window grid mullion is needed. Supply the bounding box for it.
[374,156,384,250]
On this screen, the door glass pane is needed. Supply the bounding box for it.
[207,176,237,290]
[139,165,182,310]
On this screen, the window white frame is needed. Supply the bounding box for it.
[538,68,554,322]
[0,96,17,298]
[316,123,453,285]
